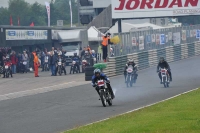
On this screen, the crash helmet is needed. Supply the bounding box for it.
[74,53,77,56]
[94,69,101,77]
[159,57,165,63]
[91,50,95,54]
[128,59,134,65]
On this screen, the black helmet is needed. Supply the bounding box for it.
[128,59,134,65]
[74,53,77,56]
[159,57,164,62]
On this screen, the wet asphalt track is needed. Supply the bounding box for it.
[0,56,200,133]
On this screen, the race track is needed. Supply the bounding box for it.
[0,56,200,133]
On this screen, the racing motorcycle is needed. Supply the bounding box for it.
[44,56,49,71]
[126,65,138,87]
[70,61,78,74]
[160,68,170,88]
[57,61,62,76]
[96,79,112,107]
[82,59,89,73]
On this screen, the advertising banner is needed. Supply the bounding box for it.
[151,34,155,42]
[160,34,165,45]
[182,30,186,41]
[132,37,137,46]
[156,34,160,45]
[112,0,200,19]
[6,30,48,40]
[139,36,144,50]
[173,32,181,45]
[146,35,151,44]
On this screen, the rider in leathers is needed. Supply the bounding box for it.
[157,57,172,83]
[92,69,115,99]
[70,53,80,73]
[124,59,138,83]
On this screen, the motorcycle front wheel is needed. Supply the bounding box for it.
[100,90,106,107]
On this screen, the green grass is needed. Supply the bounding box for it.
[64,89,200,133]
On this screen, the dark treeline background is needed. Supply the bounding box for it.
[0,0,78,26]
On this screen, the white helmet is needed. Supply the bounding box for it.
[91,50,95,54]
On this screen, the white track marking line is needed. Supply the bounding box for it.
[0,81,76,101]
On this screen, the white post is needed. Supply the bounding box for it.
[69,0,73,27]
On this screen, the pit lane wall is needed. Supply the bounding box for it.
[103,41,200,77]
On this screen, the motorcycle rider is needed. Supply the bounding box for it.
[55,55,66,75]
[157,57,172,84]
[92,69,115,99]
[124,59,138,83]
[3,56,12,78]
[70,53,80,74]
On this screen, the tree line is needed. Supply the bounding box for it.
[0,0,78,26]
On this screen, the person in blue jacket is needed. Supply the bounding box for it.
[70,53,80,73]
[91,69,115,99]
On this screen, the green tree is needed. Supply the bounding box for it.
[0,7,10,25]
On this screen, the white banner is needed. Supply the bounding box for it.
[112,0,200,19]
[182,30,186,41]
[139,36,144,50]
[6,30,48,40]
[156,34,160,45]
[132,37,137,46]
[151,34,155,42]
[45,2,50,27]
[173,32,181,45]
[168,32,172,40]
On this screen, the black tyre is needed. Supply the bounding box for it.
[85,71,94,76]
[58,67,62,76]
[100,91,106,107]
[85,76,92,81]
[85,66,94,71]
[107,93,112,106]
[166,83,169,88]
[0,66,3,74]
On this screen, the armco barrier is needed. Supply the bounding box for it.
[103,41,200,77]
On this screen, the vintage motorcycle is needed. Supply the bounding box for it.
[96,79,112,107]
[126,65,138,87]
[160,68,170,88]
[70,61,79,74]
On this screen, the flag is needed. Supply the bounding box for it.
[30,22,34,27]
[69,0,73,27]
[10,15,13,26]
[45,2,50,27]
[18,17,20,26]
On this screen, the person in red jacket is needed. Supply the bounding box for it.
[10,51,18,74]
[3,56,12,78]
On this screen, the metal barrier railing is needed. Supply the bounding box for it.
[110,24,200,57]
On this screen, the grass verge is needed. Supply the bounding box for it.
[64,89,200,133]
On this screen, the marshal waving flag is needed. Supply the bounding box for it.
[45,2,50,27]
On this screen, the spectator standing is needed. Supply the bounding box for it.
[32,51,39,77]
[10,51,18,74]
[50,51,56,76]
[22,51,28,72]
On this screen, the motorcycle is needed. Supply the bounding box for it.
[4,65,11,78]
[126,65,137,87]
[160,68,170,88]
[44,56,49,71]
[96,79,112,107]
[57,61,62,76]
[70,61,78,74]
[82,59,89,73]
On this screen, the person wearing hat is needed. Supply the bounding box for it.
[101,33,113,62]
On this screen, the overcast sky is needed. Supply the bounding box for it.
[0,0,48,7]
